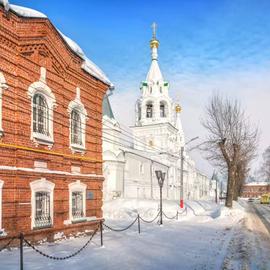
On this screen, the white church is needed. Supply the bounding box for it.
[102,25,210,202]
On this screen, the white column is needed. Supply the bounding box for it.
[0,72,8,136]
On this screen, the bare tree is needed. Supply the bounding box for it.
[202,94,258,207]
[261,146,270,182]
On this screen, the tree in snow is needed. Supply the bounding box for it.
[201,94,258,207]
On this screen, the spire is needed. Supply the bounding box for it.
[175,104,183,130]
[146,22,163,83]
[175,104,185,145]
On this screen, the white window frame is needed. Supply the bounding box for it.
[28,67,56,147]
[30,178,55,229]
[68,87,87,153]
[68,180,86,222]
[0,72,8,136]
[0,180,4,232]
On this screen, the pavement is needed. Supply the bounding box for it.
[251,201,270,234]
[226,199,270,270]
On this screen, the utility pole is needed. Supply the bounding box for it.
[179,136,199,209]
[180,146,184,208]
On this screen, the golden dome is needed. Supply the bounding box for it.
[175,104,182,113]
[150,39,159,48]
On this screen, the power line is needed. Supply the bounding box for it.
[1,95,206,176]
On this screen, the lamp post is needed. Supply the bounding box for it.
[180,136,199,209]
[155,170,166,225]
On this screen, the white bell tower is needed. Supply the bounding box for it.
[135,23,174,127]
[131,23,185,154]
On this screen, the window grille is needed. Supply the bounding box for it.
[72,192,84,219]
[33,94,49,136]
[146,104,153,118]
[71,109,82,145]
[35,192,51,228]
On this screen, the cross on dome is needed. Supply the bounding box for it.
[152,22,157,39]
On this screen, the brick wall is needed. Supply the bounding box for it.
[0,6,109,240]
[241,184,270,198]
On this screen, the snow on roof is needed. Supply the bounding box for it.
[120,146,169,167]
[0,0,113,87]
[245,182,270,186]
[10,4,47,18]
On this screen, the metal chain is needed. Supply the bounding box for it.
[0,236,16,252]
[162,211,178,220]
[139,210,161,224]
[24,227,99,260]
[178,207,188,215]
[103,216,138,232]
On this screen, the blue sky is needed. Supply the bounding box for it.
[13,0,270,81]
[12,0,270,175]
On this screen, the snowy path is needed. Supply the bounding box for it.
[0,200,269,270]
[222,200,270,270]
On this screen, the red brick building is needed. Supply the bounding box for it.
[0,2,112,242]
[241,182,270,198]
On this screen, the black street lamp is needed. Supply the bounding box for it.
[155,170,166,225]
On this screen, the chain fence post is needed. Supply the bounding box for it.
[137,214,141,234]
[19,233,24,270]
[176,210,179,220]
[100,220,103,247]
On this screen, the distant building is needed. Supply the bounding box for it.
[241,182,270,198]
[0,1,112,241]
[102,25,210,202]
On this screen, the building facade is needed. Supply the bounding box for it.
[102,25,210,202]
[0,1,112,242]
[241,182,270,198]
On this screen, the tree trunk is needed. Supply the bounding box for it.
[233,171,239,201]
[226,166,235,208]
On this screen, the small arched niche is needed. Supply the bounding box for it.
[146,102,153,118]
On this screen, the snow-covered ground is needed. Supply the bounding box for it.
[0,199,269,270]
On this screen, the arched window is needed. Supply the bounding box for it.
[160,102,166,117]
[68,180,86,222]
[138,104,141,120]
[28,67,56,147]
[35,191,51,228]
[30,178,55,229]
[68,87,87,153]
[71,109,82,145]
[146,103,153,118]
[33,94,49,135]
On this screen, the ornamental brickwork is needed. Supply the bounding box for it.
[0,5,109,242]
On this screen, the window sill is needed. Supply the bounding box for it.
[71,218,87,224]
[70,143,86,154]
[33,133,54,147]
[64,216,97,225]
[33,224,53,230]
